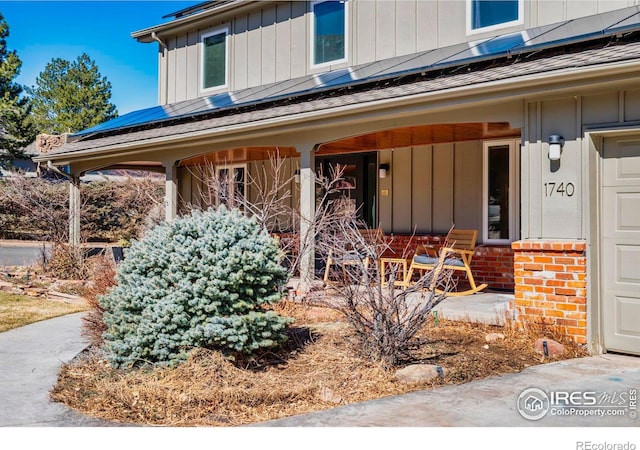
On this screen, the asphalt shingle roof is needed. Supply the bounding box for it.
[41,36,640,159]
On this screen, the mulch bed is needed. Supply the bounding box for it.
[51,301,588,426]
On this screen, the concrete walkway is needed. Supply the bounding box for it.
[1,309,639,428]
[257,353,640,427]
[0,313,112,427]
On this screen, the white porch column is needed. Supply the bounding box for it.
[298,146,316,285]
[69,176,81,247]
[164,161,178,221]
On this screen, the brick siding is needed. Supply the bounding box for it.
[274,232,516,291]
[383,234,514,291]
[511,240,587,344]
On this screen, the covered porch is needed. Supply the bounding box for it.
[37,119,522,294]
[168,118,521,292]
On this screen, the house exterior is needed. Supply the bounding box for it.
[33,0,640,356]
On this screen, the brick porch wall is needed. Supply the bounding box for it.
[274,231,516,291]
[511,240,587,344]
[382,234,514,291]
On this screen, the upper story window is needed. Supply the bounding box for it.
[468,0,522,34]
[201,27,228,90]
[312,1,347,67]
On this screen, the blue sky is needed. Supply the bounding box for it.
[2,1,197,115]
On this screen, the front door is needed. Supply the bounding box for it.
[316,152,377,227]
[601,137,640,355]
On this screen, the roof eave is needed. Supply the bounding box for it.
[131,0,270,43]
[33,58,640,166]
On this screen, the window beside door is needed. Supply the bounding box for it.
[483,139,519,244]
[215,164,246,209]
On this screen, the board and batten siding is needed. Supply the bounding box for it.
[177,157,300,231]
[158,0,640,104]
[378,142,483,238]
[521,87,640,241]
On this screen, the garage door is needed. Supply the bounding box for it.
[601,137,640,355]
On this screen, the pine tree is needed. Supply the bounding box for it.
[30,53,117,134]
[100,207,291,368]
[0,12,35,162]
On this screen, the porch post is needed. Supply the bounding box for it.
[298,146,316,286]
[69,176,81,247]
[164,161,178,221]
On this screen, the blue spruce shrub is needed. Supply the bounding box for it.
[100,207,291,368]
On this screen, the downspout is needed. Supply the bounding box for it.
[152,32,169,105]
[151,31,167,50]
[46,160,73,181]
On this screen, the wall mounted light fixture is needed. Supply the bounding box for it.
[294,168,300,184]
[548,135,565,161]
[379,163,390,179]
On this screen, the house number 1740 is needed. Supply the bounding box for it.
[544,182,575,197]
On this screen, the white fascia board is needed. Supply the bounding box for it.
[131,1,269,42]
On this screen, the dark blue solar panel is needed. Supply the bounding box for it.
[316,68,355,87]
[79,105,171,135]
[73,5,640,137]
[474,32,526,55]
[207,92,235,108]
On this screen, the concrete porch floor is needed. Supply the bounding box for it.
[288,278,514,327]
[429,290,514,326]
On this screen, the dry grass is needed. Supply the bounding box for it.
[0,292,88,332]
[51,301,588,427]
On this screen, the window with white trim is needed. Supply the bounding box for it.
[216,164,246,209]
[483,140,519,244]
[468,0,521,33]
[201,28,228,90]
[312,1,347,67]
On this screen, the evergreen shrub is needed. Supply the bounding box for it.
[100,207,291,368]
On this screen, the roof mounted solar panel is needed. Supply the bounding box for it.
[316,68,356,88]
[73,5,640,138]
[510,6,640,52]
[162,1,222,19]
[604,6,640,34]
[77,106,169,135]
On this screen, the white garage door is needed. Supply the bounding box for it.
[601,137,640,355]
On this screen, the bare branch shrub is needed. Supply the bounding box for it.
[313,173,455,367]
[0,175,69,242]
[240,153,296,233]
[81,254,117,347]
[0,172,163,280]
[0,172,164,243]
[45,243,90,279]
[181,155,454,367]
[183,150,301,277]
[81,173,164,242]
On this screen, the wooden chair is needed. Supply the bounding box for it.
[323,228,384,282]
[403,228,488,296]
